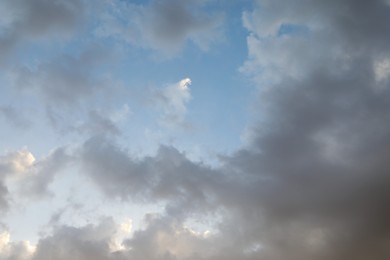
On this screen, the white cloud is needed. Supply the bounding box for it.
[0,148,35,175]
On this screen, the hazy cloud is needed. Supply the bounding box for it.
[0,0,86,62]
[96,0,224,56]
[0,106,31,129]
[151,78,192,128]
[8,49,107,106]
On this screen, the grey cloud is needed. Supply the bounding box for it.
[228,0,390,259]
[0,181,9,210]
[22,147,71,198]
[79,137,222,216]
[32,218,116,260]
[7,45,123,135]
[80,0,390,259]
[96,0,224,55]
[74,111,122,137]
[0,0,85,62]
[3,0,390,259]
[9,50,104,106]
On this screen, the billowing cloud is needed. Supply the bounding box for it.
[0,228,35,260]
[76,0,390,259]
[96,0,224,56]
[1,1,390,260]
[231,0,390,259]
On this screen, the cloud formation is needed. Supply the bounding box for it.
[2,1,390,260]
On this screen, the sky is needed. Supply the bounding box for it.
[1,0,390,259]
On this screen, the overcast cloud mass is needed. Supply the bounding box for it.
[1,0,390,259]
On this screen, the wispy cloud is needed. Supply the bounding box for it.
[96,0,224,57]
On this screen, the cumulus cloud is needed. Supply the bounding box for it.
[0,228,35,260]
[2,1,390,259]
[73,1,390,259]
[231,0,390,259]
[96,0,224,56]
[0,148,35,210]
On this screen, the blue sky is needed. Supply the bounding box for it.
[1,0,390,259]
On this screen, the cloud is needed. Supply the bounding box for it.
[0,106,31,129]
[0,0,86,63]
[78,1,390,259]
[151,78,192,128]
[6,45,126,135]
[73,104,131,137]
[2,1,390,259]
[229,0,390,259]
[0,228,35,260]
[0,148,35,210]
[0,148,35,176]
[8,48,108,106]
[21,147,71,198]
[96,0,224,56]
[31,218,116,260]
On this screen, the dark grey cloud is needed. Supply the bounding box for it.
[231,0,390,259]
[0,0,86,62]
[96,0,224,55]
